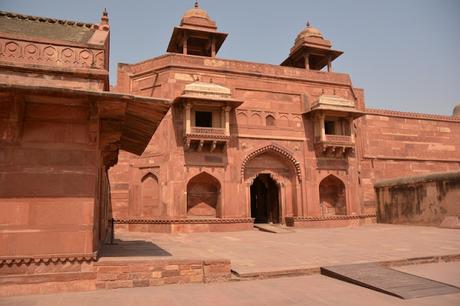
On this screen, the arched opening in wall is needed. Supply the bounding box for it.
[187,172,220,218]
[265,115,276,126]
[141,173,160,217]
[319,175,346,216]
[250,174,280,223]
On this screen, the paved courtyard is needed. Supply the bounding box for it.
[2,262,459,306]
[104,224,460,275]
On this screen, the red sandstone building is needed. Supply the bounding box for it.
[108,3,460,233]
[0,2,460,296]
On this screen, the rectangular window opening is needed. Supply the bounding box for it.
[195,111,213,127]
[325,120,335,135]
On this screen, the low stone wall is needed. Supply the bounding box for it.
[0,257,231,297]
[285,214,376,228]
[95,259,230,290]
[375,171,460,226]
[0,257,97,297]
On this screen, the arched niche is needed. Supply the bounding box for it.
[265,115,276,126]
[141,173,161,217]
[250,113,262,125]
[187,172,221,218]
[237,112,248,125]
[319,175,346,215]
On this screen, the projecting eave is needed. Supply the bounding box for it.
[0,83,170,155]
[173,94,243,109]
[305,105,364,118]
[166,26,228,54]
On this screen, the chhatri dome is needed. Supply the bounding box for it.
[281,21,343,72]
[180,0,217,31]
[453,102,460,117]
[167,0,227,57]
[296,21,324,39]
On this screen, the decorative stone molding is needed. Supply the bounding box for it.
[241,144,302,181]
[0,252,98,266]
[0,38,105,70]
[114,218,253,224]
[287,214,376,222]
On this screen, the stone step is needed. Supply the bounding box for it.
[253,224,295,234]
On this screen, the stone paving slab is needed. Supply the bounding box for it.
[1,263,460,306]
[111,224,460,276]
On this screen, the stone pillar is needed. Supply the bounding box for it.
[304,53,310,70]
[320,113,325,141]
[183,34,188,55]
[327,56,332,72]
[185,103,191,134]
[224,106,231,136]
[211,37,216,57]
[348,117,354,142]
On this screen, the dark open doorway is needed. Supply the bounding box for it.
[250,174,280,224]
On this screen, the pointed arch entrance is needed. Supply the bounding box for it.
[243,144,302,224]
[250,174,280,223]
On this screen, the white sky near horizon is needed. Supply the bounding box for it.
[1,0,459,115]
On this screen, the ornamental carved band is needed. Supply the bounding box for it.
[0,38,105,70]
[241,144,302,181]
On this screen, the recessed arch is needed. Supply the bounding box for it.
[241,144,302,181]
[140,172,160,217]
[250,113,262,125]
[319,174,346,215]
[186,172,221,217]
[237,112,248,125]
[265,114,276,126]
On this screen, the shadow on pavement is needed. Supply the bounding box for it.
[100,239,172,257]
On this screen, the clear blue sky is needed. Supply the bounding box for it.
[2,0,459,115]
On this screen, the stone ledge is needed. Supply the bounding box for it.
[285,214,376,228]
[114,217,254,224]
[374,171,460,188]
[287,214,376,222]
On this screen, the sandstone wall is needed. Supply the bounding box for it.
[358,110,460,213]
[375,171,460,225]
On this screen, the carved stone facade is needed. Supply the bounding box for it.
[0,9,169,295]
[107,4,460,233]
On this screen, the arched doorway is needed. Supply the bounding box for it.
[319,175,346,216]
[187,172,220,217]
[250,174,280,223]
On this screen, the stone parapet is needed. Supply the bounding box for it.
[0,257,231,297]
[375,171,460,226]
[366,108,460,122]
[94,259,231,290]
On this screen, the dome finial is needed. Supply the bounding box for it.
[100,8,109,28]
[306,21,311,27]
[194,0,199,8]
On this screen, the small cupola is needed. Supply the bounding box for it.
[453,102,460,118]
[281,22,343,72]
[167,1,228,57]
